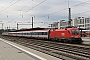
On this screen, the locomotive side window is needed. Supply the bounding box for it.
[72,30,79,35]
[68,31,70,34]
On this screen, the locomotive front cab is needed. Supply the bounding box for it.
[70,28,82,43]
[65,27,82,43]
[71,29,80,38]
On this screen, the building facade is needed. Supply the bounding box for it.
[72,17,90,29]
[50,17,90,30]
[58,20,69,29]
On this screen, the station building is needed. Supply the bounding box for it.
[72,17,90,29]
[50,17,90,30]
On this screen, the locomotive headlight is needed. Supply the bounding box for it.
[78,36,80,37]
[71,36,74,37]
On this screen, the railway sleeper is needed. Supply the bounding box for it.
[58,48,90,55]
[26,43,90,57]
[57,49,89,58]
[52,50,90,60]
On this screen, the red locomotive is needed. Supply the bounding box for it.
[49,28,82,43]
[2,27,82,43]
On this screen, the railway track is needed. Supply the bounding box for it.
[0,36,90,60]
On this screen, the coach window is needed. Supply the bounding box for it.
[31,32,33,35]
[28,33,30,35]
[39,32,42,35]
[26,33,28,35]
[35,32,37,35]
[23,33,24,35]
[27,33,30,35]
[28,33,31,35]
[38,32,40,35]
[34,32,37,35]
[42,32,44,35]
[43,32,47,35]
[33,32,35,35]
[32,32,34,35]
[24,33,26,35]
[23,33,25,35]
[34,32,36,35]
[35,32,38,35]
[38,32,39,35]
[41,32,43,35]
[30,32,32,35]
[19,33,20,35]
[25,33,26,35]
[45,32,47,35]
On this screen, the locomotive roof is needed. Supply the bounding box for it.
[66,26,86,30]
[51,27,78,31]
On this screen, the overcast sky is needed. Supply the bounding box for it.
[0,0,90,29]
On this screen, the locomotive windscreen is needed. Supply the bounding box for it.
[72,30,79,35]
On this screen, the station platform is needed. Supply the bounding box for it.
[81,37,90,45]
[82,37,90,41]
[0,38,60,60]
[82,37,90,42]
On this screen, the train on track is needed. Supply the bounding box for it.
[80,30,90,37]
[2,27,82,43]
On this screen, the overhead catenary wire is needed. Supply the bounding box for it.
[1,0,90,22]
[11,0,33,15]
[12,0,46,20]
[71,0,90,8]
[8,0,68,20]
[19,0,33,11]
[1,0,90,17]
[12,0,90,21]
[0,0,14,8]
[73,10,90,16]
[43,0,67,12]
[48,0,90,15]
[1,0,90,29]
[25,0,46,13]
[24,0,68,21]
[46,0,90,20]
[0,0,20,13]
[3,0,90,20]
[72,0,90,16]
